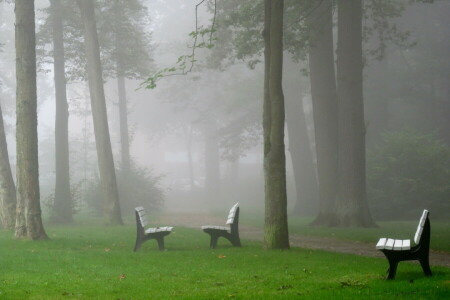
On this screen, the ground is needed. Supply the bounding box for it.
[160,212,450,267]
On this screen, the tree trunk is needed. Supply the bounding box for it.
[184,125,195,191]
[50,0,73,224]
[285,95,318,216]
[78,0,123,225]
[307,0,339,226]
[263,0,289,249]
[204,121,220,197]
[117,76,130,172]
[0,103,16,230]
[114,0,131,173]
[336,0,375,227]
[14,0,48,239]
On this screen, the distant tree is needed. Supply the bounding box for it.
[307,0,339,226]
[14,0,48,239]
[77,0,123,225]
[104,0,153,172]
[49,0,72,223]
[38,0,153,189]
[263,0,289,249]
[335,0,375,227]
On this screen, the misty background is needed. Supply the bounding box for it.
[1,0,449,223]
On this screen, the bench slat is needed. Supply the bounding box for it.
[402,239,411,250]
[376,238,387,249]
[385,238,395,250]
[419,210,429,227]
[393,239,403,250]
[225,203,239,225]
[414,224,423,244]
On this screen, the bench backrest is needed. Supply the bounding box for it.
[135,206,148,228]
[226,203,239,225]
[414,209,429,244]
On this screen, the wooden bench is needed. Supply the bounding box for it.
[376,209,432,279]
[201,203,241,249]
[133,207,173,251]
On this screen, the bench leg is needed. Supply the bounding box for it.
[386,259,398,280]
[420,258,432,277]
[134,236,142,252]
[231,236,241,247]
[210,235,219,249]
[156,238,165,251]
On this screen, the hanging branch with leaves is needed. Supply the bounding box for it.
[141,0,217,89]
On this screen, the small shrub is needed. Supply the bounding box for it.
[367,129,450,220]
[84,165,165,216]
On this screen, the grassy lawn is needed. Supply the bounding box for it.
[239,214,450,252]
[0,223,449,299]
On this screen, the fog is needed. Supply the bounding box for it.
[1,0,449,226]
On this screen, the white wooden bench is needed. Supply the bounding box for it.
[201,203,241,249]
[376,209,432,279]
[133,207,173,251]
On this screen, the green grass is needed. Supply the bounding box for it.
[240,214,450,252]
[0,223,449,299]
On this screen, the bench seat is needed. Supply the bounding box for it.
[201,225,229,231]
[145,226,173,234]
[376,238,411,250]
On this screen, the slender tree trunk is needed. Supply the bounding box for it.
[14,0,48,239]
[113,0,131,173]
[0,103,16,230]
[263,0,289,249]
[50,0,72,224]
[285,95,318,216]
[204,121,220,197]
[184,125,195,190]
[336,0,375,227]
[307,0,339,226]
[78,0,123,225]
[117,76,130,172]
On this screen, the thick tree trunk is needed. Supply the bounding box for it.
[336,0,375,227]
[78,0,123,225]
[117,76,130,172]
[307,0,339,226]
[0,103,16,230]
[263,0,289,249]
[14,1,48,239]
[50,0,72,224]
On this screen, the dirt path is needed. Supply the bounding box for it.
[159,213,450,268]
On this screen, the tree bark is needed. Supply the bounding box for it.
[50,0,73,224]
[78,0,123,225]
[336,0,375,227]
[0,103,16,230]
[14,0,48,239]
[263,0,289,249]
[307,0,339,226]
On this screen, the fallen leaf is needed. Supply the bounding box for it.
[119,274,126,280]
[218,254,226,258]
[104,248,111,252]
